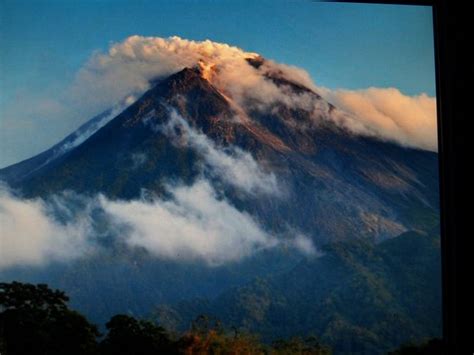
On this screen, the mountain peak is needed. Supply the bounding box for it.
[143,66,229,115]
[173,66,203,80]
[167,63,219,86]
[159,66,205,88]
[148,67,204,90]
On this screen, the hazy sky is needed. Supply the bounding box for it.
[0,0,436,168]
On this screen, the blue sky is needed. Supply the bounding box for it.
[0,0,436,167]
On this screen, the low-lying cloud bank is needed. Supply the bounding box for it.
[0,181,315,270]
[0,187,94,269]
[101,180,277,264]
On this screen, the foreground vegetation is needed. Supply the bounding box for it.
[0,281,443,354]
[0,282,331,355]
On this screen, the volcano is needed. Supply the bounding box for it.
[0,53,441,353]
[0,63,438,241]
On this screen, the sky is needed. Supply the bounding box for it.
[0,0,436,168]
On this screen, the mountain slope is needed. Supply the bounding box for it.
[0,107,120,184]
[155,230,442,354]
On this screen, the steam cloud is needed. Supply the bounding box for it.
[0,182,315,270]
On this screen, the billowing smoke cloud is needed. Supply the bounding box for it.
[0,181,315,270]
[72,36,437,151]
[71,35,316,114]
[318,87,438,152]
[151,109,280,196]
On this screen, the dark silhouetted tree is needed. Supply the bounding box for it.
[0,281,99,355]
[0,282,333,355]
[99,314,173,355]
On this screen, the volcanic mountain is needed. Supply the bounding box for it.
[0,56,441,353]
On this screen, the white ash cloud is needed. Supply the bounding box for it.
[71,35,317,114]
[152,109,280,196]
[75,35,437,152]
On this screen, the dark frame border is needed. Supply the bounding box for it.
[433,1,470,353]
